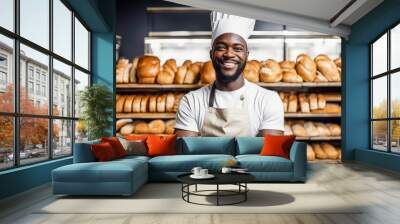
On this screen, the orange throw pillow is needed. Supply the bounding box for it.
[101,137,126,158]
[260,135,296,159]
[124,135,148,141]
[91,142,117,162]
[146,135,177,157]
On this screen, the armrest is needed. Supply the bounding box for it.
[73,140,99,163]
[289,141,307,182]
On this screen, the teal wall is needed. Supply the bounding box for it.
[343,0,400,171]
[0,0,116,200]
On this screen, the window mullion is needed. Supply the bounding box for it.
[71,10,76,154]
[388,30,391,152]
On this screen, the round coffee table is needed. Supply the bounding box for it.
[177,172,255,206]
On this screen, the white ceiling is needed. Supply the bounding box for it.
[164,0,384,38]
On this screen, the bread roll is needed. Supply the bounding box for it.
[183,62,202,84]
[282,69,303,83]
[288,93,298,113]
[314,71,329,82]
[312,143,327,159]
[314,122,331,136]
[259,59,282,83]
[304,121,319,137]
[326,123,341,136]
[116,119,133,131]
[309,93,318,110]
[284,124,293,135]
[148,96,157,113]
[296,54,317,82]
[164,59,177,73]
[321,143,338,160]
[279,60,296,71]
[324,103,341,114]
[243,61,259,83]
[336,147,342,160]
[165,119,176,134]
[129,57,139,83]
[134,122,149,134]
[120,123,135,135]
[182,60,192,68]
[299,93,310,113]
[132,95,142,113]
[137,55,160,84]
[292,122,307,137]
[174,66,187,84]
[334,58,341,68]
[200,61,216,84]
[173,93,184,112]
[116,95,127,113]
[307,144,315,161]
[157,94,166,113]
[123,95,135,113]
[140,95,149,113]
[165,93,175,112]
[248,60,261,71]
[148,119,166,134]
[314,54,340,82]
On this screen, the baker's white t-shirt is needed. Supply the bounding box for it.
[175,80,284,136]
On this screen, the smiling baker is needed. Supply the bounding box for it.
[175,11,284,137]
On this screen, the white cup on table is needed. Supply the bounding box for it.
[191,167,202,176]
[199,169,208,176]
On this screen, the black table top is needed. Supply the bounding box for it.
[177,172,255,185]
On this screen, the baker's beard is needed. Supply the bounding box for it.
[214,60,246,84]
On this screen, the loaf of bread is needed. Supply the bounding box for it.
[324,103,341,114]
[314,54,341,82]
[324,93,341,101]
[317,94,326,109]
[148,96,157,113]
[137,55,160,84]
[183,62,202,84]
[173,93,184,112]
[326,123,341,136]
[134,121,149,134]
[200,61,216,84]
[284,124,293,135]
[148,119,166,134]
[288,93,298,113]
[299,93,310,113]
[165,93,175,112]
[279,60,296,71]
[129,57,139,83]
[165,119,176,134]
[307,144,315,161]
[157,60,176,84]
[156,94,166,113]
[304,121,319,136]
[334,58,341,68]
[336,147,342,160]
[314,71,329,82]
[282,68,303,83]
[321,143,338,159]
[312,143,327,159]
[182,60,192,68]
[123,95,135,113]
[164,59,177,73]
[259,59,282,83]
[116,58,129,84]
[248,60,261,71]
[292,122,307,137]
[296,54,317,82]
[140,95,149,113]
[116,119,133,131]
[243,61,260,83]
[132,95,142,113]
[120,123,135,135]
[314,122,331,136]
[309,93,318,110]
[174,66,187,84]
[116,95,127,113]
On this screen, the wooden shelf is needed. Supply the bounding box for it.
[296,136,341,141]
[116,82,341,92]
[285,113,341,118]
[308,159,342,164]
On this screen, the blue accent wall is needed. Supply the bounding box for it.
[344,0,400,171]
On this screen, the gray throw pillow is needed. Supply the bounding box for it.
[119,138,147,156]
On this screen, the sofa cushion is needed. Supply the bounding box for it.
[236,155,293,172]
[149,154,235,172]
[91,142,118,161]
[236,137,263,155]
[180,137,235,155]
[73,139,100,163]
[147,135,177,157]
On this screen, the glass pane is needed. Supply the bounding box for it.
[53,59,72,117]
[20,117,49,165]
[391,72,400,118]
[372,76,387,119]
[0,34,14,112]
[20,44,49,115]
[53,0,71,60]
[372,33,387,76]
[75,120,88,143]
[0,0,14,31]
[74,69,89,117]
[0,116,14,170]
[391,120,400,153]
[248,39,284,61]
[20,0,49,49]
[53,119,72,158]
[391,24,400,70]
[74,17,89,70]
[372,120,388,151]
[285,38,341,61]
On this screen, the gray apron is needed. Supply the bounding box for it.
[200,83,252,137]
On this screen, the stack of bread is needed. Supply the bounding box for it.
[307,142,341,161]
[116,119,176,135]
[284,120,341,137]
[116,93,184,113]
[278,92,341,114]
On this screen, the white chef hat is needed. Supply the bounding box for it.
[211,11,256,43]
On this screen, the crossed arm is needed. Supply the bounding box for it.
[174,128,283,137]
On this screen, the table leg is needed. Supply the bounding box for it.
[195,184,197,192]
[245,183,247,201]
[217,184,219,206]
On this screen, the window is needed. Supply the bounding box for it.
[0,0,91,170]
[370,23,400,154]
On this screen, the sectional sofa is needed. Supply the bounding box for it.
[52,137,306,196]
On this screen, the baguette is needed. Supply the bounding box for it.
[312,143,327,159]
[321,143,338,160]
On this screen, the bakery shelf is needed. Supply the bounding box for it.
[308,159,342,164]
[116,113,176,119]
[258,82,341,88]
[296,136,341,141]
[284,113,341,118]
